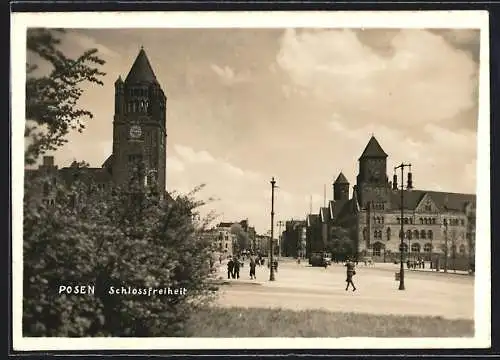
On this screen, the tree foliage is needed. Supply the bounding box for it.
[25,28,106,165]
[326,226,354,259]
[230,223,250,253]
[23,167,217,336]
[22,30,217,337]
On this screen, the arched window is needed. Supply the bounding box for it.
[386,227,391,240]
[406,229,412,240]
[427,230,433,240]
[424,243,432,253]
[43,182,50,196]
[413,229,419,239]
[411,243,421,253]
[409,218,413,224]
[420,230,426,239]
[459,244,466,254]
[404,218,409,224]
[432,218,436,224]
[424,218,428,225]
[373,242,383,257]
[420,218,423,224]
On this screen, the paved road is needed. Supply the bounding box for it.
[215,260,474,320]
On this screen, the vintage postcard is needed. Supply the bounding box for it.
[11,11,490,351]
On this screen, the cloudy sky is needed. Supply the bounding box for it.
[28,27,480,234]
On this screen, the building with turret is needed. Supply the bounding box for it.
[306,136,476,268]
[26,47,169,200]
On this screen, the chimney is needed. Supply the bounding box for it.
[43,156,54,167]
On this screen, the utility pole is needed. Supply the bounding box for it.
[444,219,449,273]
[393,163,413,291]
[269,177,277,281]
[277,220,285,260]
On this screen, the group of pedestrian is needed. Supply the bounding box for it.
[407,258,425,269]
[227,255,260,280]
[227,256,241,279]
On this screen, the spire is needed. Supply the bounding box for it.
[359,135,388,160]
[125,47,158,84]
[334,172,349,184]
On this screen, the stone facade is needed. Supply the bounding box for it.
[306,136,476,266]
[26,48,168,199]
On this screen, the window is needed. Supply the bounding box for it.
[372,242,382,257]
[427,230,433,240]
[420,218,423,224]
[424,243,432,253]
[404,218,409,225]
[396,217,400,224]
[460,219,465,226]
[386,227,391,240]
[406,229,412,240]
[399,242,408,253]
[43,182,50,196]
[432,218,437,224]
[443,219,448,226]
[420,230,426,239]
[424,218,428,225]
[424,205,431,211]
[413,229,419,239]
[459,244,466,254]
[411,243,421,253]
[409,218,413,225]
[225,243,228,249]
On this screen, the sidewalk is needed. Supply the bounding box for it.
[372,261,472,276]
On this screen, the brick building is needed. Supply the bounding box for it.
[306,136,476,267]
[26,47,168,199]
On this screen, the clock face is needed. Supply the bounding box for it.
[129,125,142,139]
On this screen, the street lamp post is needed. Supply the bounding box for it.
[269,177,277,281]
[394,163,412,291]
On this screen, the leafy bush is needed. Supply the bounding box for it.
[23,168,218,336]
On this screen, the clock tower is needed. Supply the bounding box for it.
[108,47,167,194]
[356,135,389,209]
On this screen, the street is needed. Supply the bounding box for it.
[215,259,474,320]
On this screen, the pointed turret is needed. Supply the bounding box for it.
[334,172,349,184]
[359,135,388,160]
[125,47,158,84]
[333,172,349,201]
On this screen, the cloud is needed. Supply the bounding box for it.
[210,64,251,86]
[326,120,477,195]
[65,32,119,59]
[276,28,479,133]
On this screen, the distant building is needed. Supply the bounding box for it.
[306,135,476,268]
[282,220,307,258]
[26,47,169,200]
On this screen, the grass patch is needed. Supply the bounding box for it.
[185,306,474,337]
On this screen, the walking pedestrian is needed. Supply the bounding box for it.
[227,257,234,279]
[345,259,357,291]
[233,257,240,279]
[249,257,256,279]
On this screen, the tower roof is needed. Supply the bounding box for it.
[125,47,158,84]
[334,172,349,184]
[359,135,388,159]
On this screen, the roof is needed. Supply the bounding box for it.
[359,136,388,159]
[58,167,113,184]
[218,222,235,228]
[307,214,320,227]
[334,172,349,184]
[389,190,475,212]
[320,207,331,223]
[125,48,159,84]
[336,199,355,219]
[329,199,348,218]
